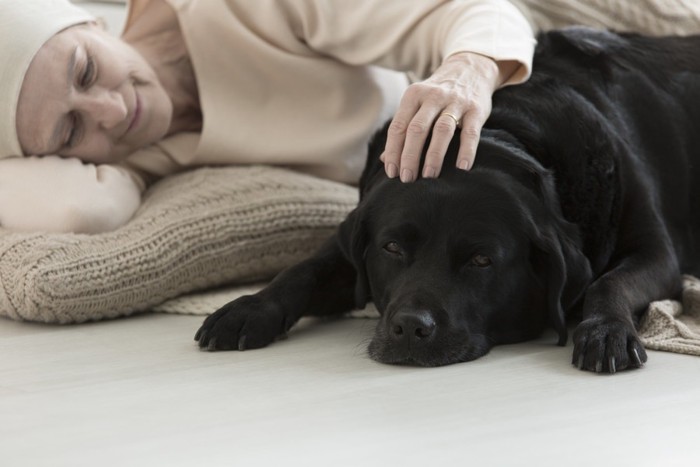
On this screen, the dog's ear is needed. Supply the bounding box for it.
[500,148,592,345]
[529,218,592,347]
[337,207,371,309]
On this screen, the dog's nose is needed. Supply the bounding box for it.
[389,310,437,344]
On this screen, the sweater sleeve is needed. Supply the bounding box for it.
[280,0,535,85]
[0,156,144,234]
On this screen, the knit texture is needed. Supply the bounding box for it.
[639,276,700,356]
[0,166,357,323]
[513,0,700,35]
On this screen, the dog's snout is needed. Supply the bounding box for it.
[390,310,437,343]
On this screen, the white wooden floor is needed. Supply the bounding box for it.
[1,312,699,467]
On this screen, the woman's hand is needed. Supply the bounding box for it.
[380,52,518,182]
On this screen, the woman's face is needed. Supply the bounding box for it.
[16,23,172,163]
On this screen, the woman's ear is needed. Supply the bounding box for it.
[337,207,370,309]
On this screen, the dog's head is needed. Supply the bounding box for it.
[338,135,592,366]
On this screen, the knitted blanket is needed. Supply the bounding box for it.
[0,166,356,323]
[638,276,700,356]
[156,277,700,357]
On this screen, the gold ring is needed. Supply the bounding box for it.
[440,112,461,127]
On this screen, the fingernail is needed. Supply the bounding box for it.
[423,167,436,178]
[400,168,414,183]
[386,163,398,178]
[457,159,471,171]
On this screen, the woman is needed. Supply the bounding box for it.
[0,0,534,233]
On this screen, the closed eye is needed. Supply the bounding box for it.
[79,55,97,89]
[62,55,95,151]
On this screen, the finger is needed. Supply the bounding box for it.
[381,100,421,179]
[455,106,489,171]
[399,108,440,182]
[422,111,461,178]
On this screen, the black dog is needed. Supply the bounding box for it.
[195,27,700,373]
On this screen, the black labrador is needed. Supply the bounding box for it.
[195,27,700,373]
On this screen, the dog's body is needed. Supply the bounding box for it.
[196,28,700,373]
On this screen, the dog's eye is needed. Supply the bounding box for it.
[470,254,492,268]
[383,241,402,255]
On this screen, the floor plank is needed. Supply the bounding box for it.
[1,313,698,467]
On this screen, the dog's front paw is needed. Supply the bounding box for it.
[572,317,647,374]
[194,295,293,351]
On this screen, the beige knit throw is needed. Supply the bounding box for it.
[0,166,357,324]
[638,276,700,356]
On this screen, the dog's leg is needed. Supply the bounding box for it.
[572,209,681,373]
[194,237,357,351]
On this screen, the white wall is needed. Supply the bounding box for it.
[71,0,127,35]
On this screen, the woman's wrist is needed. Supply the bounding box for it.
[443,52,519,90]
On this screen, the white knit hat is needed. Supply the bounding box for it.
[0,0,94,158]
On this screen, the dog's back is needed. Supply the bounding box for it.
[483,27,700,275]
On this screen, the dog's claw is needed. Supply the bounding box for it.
[197,330,208,347]
[194,328,202,342]
[238,335,247,351]
[632,348,644,368]
[207,337,218,351]
[595,360,603,373]
[608,356,616,374]
[577,354,584,370]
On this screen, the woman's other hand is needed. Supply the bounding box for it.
[380,52,519,182]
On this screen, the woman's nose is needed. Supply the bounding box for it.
[78,88,128,130]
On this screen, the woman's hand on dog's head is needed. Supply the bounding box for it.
[379,52,519,182]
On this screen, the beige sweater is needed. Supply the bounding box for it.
[124,0,534,183]
[0,0,535,233]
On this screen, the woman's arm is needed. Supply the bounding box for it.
[281,0,536,180]
[0,156,144,234]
